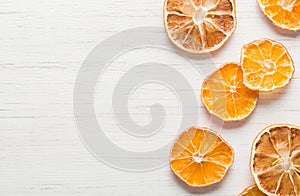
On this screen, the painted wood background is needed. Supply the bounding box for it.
[1,0,300,195]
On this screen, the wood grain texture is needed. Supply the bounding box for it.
[1,0,300,195]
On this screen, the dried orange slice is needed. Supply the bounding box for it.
[170,127,234,187]
[164,0,236,53]
[257,0,300,31]
[201,62,258,121]
[250,124,300,195]
[241,38,295,92]
[239,185,266,196]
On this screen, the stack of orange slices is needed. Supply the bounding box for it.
[201,38,294,121]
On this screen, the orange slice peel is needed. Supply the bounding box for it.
[239,185,266,196]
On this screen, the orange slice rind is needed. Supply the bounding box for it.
[201,62,258,121]
[257,0,300,31]
[250,124,300,195]
[239,185,266,196]
[241,38,295,92]
[170,127,234,187]
[164,0,237,53]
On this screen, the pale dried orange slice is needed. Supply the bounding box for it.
[241,38,295,92]
[239,185,266,196]
[257,0,300,31]
[170,127,234,187]
[250,124,300,195]
[164,0,236,53]
[201,62,258,121]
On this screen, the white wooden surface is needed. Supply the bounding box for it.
[1,0,300,195]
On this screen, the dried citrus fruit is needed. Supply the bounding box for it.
[201,62,258,121]
[239,185,266,196]
[250,124,300,195]
[257,0,300,31]
[170,127,234,187]
[164,0,236,53]
[241,38,295,92]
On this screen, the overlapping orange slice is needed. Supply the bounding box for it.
[201,62,258,121]
[164,0,236,53]
[241,38,295,92]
